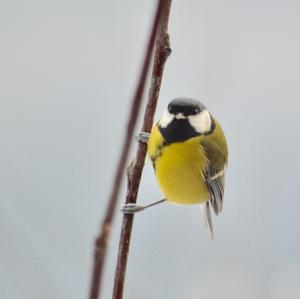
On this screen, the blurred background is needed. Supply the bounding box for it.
[1,0,300,298]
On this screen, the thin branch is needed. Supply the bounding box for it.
[112,1,172,298]
[88,1,166,298]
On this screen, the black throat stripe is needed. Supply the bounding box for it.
[158,118,215,145]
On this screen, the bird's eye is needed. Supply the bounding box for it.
[168,106,174,114]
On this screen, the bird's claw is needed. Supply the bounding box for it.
[135,132,150,144]
[120,203,145,214]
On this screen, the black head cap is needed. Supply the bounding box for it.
[168,98,206,116]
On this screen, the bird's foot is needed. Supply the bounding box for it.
[120,203,146,214]
[121,199,166,214]
[135,132,150,144]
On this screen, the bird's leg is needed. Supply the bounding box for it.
[135,131,150,144]
[121,199,166,214]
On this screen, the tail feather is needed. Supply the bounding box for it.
[201,201,214,239]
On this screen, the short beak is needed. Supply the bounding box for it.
[175,113,186,119]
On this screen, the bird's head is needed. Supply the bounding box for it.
[158,98,215,143]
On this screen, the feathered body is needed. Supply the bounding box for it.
[148,121,227,205]
[148,126,209,204]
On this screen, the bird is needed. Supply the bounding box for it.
[121,97,228,238]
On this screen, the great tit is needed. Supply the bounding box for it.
[122,98,228,238]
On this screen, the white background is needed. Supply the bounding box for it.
[1,0,300,298]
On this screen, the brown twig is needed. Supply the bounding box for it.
[88,1,166,299]
[112,1,172,298]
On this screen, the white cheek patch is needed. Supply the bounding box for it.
[158,109,174,128]
[188,109,212,134]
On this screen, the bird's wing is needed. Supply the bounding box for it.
[200,122,228,216]
[200,131,227,238]
[204,166,225,215]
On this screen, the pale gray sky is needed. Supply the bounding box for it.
[1,1,300,298]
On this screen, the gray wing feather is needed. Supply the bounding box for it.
[205,166,225,215]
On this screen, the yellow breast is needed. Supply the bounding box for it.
[148,126,210,205]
